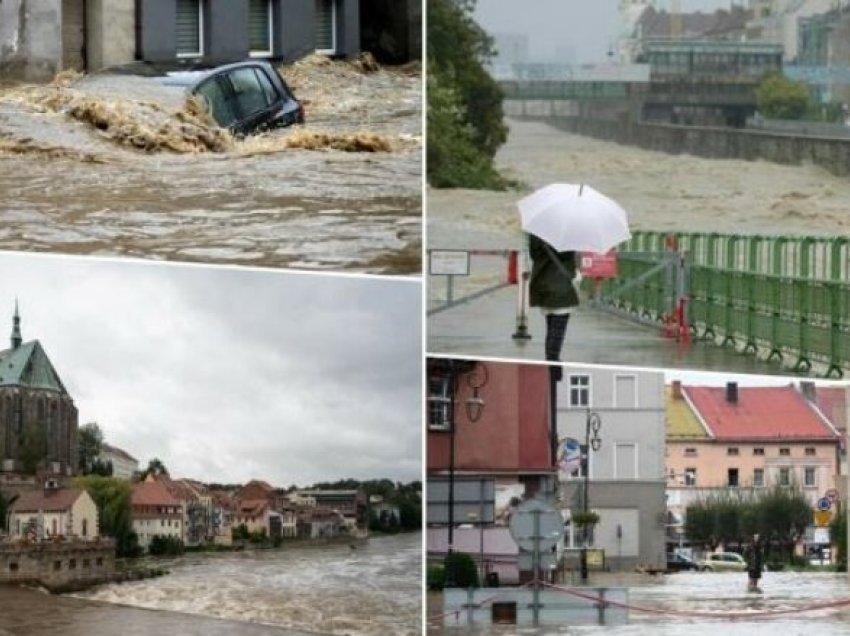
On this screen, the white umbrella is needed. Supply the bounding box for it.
[518,183,631,253]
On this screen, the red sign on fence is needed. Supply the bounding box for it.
[580,251,618,279]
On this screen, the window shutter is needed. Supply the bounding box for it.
[250,0,271,52]
[315,0,335,52]
[176,0,201,55]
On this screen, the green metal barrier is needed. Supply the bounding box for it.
[598,231,850,377]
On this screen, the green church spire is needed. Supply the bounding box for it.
[11,299,21,349]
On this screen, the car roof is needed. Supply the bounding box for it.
[160,60,279,91]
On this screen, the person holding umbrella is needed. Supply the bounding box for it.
[518,183,632,373]
[528,233,580,381]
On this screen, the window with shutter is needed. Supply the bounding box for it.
[250,0,273,56]
[315,0,337,53]
[176,0,203,57]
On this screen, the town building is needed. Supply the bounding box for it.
[296,506,343,538]
[130,479,183,550]
[233,498,271,535]
[97,443,139,480]
[0,305,78,477]
[294,489,367,531]
[1,0,365,80]
[665,381,842,538]
[556,366,667,572]
[746,0,838,62]
[8,485,98,541]
[427,359,557,584]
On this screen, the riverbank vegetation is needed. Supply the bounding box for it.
[73,475,141,558]
[427,0,510,190]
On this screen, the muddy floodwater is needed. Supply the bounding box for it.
[428,571,850,635]
[428,118,850,251]
[1,533,421,636]
[0,58,421,274]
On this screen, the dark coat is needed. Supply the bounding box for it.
[528,234,579,309]
[744,541,765,576]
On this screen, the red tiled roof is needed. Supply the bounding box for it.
[132,480,182,507]
[11,488,83,513]
[237,499,269,516]
[684,385,839,441]
[816,387,848,433]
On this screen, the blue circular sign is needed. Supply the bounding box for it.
[817,497,831,511]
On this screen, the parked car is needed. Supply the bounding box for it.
[186,61,304,135]
[698,552,747,572]
[666,553,699,572]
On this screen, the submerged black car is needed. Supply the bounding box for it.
[189,61,304,135]
[666,553,699,572]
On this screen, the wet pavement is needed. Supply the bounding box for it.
[0,58,421,274]
[428,570,850,634]
[428,280,813,376]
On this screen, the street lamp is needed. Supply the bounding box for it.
[441,360,489,587]
[580,409,601,582]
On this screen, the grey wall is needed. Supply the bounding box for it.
[516,110,850,179]
[338,0,360,58]
[138,0,177,62]
[86,0,136,71]
[205,0,248,63]
[0,0,61,80]
[277,0,314,61]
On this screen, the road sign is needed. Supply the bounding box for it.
[509,498,564,553]
[817,497,831,512]
[825,488,839,503]
[580,251,618,279]
[429,250,470,276]
[814,510,833,527]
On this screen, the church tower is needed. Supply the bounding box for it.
[0,303,78,476]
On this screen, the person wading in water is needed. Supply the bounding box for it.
[743,533,765,593]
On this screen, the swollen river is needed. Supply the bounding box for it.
[0,533,421,636]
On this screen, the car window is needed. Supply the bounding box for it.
[253,68,280,105]
[194,78,238,128]
[228,67,272,118]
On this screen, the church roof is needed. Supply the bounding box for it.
[0,340,68,394]
[11,488,85,513]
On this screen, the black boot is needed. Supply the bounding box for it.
[545,314,570,362]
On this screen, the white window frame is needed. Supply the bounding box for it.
[567,374,592,408]
[249,0,274,58]
[612,374,638,408]
[316,0,338,55]
[612,442,639,479]
[176,0,205,59]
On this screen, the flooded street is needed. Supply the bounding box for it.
[429,571,850,635]
[1,533,421,636]
[428,118,850,251]
[0,58,421,274]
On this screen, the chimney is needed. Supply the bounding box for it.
[800,381,816,402]
[726,382,738,404]
[672,380,683,400]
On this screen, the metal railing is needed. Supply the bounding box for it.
[597,231,850,377]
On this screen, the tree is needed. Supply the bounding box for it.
[73,475,140,558]
[830,506,847,570]
[77,422,104,474]
[139,458,169,481]
[755,72,811,120]
[427,0,509,189]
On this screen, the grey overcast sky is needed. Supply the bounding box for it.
[0,253,421,487]
[474,1,743,64]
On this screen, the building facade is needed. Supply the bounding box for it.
[97,443,138,480]
[556,367,667,571]
[0,307,79,477]
[131,480,184,550]
[9,486,98,540]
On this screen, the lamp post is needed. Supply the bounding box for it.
[581,409,601,582]
[444,361,488,587]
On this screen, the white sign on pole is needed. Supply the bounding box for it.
[429,251,470,276]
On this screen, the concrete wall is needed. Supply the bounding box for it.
[338,0,360,58]
[277,0,314,61]
[138,0,177,62]
[205,0,248,64]
[0,540,116,592]
[86,0,136,71]
[0,0,61,80]
[522,113,850,178]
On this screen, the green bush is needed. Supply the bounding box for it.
[427,565,445,591]
[444,552,479,588]
[148,535,184,556]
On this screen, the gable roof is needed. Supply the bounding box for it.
[815,387,848,433]
[100,443,138,464]
[0,340,68,393]
[666,385,710,439]
[684,385,839,442]
[132,480,182,507]
[637,6,752,39]
[11,488,84,513]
